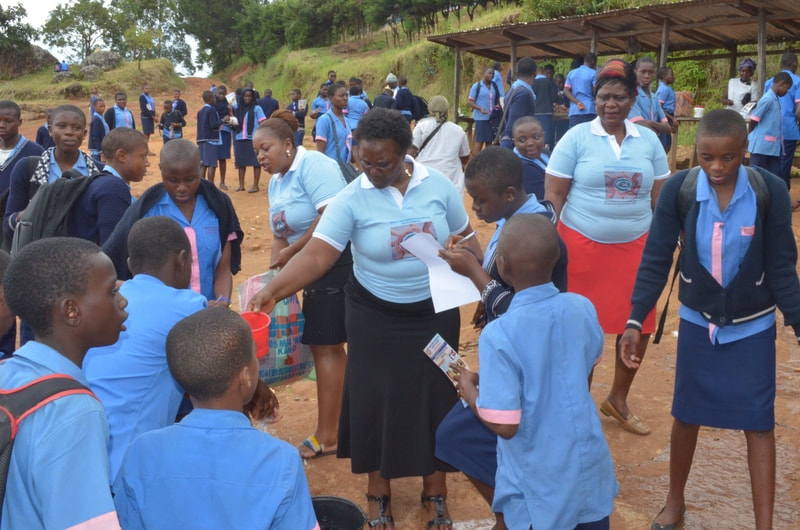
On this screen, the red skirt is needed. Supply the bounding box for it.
[558,223,655,334]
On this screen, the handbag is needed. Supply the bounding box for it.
[328,114,360,183]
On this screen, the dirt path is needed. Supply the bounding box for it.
[19,78,800,528]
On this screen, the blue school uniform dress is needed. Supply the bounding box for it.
[89,111,110,161]
[469,80,501,144]
[139,93,156,135]
[630,87,668,126]
[196,103,222,168]
[346,96,369,129]
[315,111,352,163]
[144,194,226,300]
[0,341,120,530]
[34,125,54,149]
[515,149,549,199]
[232,104,266,168]
[764,70,800,186]
[748,89,783,179]
[477,284,618,529]
[113,409,319,530]
[655,82,676,148]
[83,274,208,483]
[288,100,308,147]
[499,79,536,149]
[214,99,232,160]
[565,64,597,127]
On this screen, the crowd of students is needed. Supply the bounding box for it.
[0,51,798,530]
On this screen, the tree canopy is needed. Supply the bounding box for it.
[0,3,33,53]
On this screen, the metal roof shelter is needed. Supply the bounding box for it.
[428,0,800,119]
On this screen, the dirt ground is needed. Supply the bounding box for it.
[20,77,800,528]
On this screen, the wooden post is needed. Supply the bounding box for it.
[510,40,518,79]
[659,18,670,67]
[729,45,738,79]
[453,47,461,123]
[590,30,599,54]
[757,7,767,95]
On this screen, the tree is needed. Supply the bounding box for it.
[0,3,33,52]
[176,0,244,72]
[41,0,113,60]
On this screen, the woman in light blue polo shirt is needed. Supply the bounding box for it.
[545,58,670,438]
[315,84,352,165]
[249,108,478,530]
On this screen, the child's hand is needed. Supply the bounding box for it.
[438,247,481,276]
[443,234,464,249]
[618,328,642,369]
[471,302,486,329]
[451,363,479,403]
[245,381,282,424]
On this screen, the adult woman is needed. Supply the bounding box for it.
[315,84,352,165]
[544,59,670,435]
[722,58,759,114]
[409,95,471,197]
[253,109,352,460]
[233,88,266,192]
[249,108,477,529]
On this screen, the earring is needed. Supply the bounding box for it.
[404,168,412,178]
[286,149,291,157]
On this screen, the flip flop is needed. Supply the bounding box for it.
[247,188,259,193]
[235,187,245,192]
[219,183,228,190]
[299,435,335,460]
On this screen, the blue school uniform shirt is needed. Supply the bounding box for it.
[0,341,119,530]
[748,89,783,156]
[269,147,346,245]
[476,284,618,529]
[468,80,500,121]
[565,64,597,116]
[547,117,670,243]
[83,274,208,483]
[514,149,549,199]
[655,82,676,114]
[315,111,352,163]
[48,148,89,182]
[346,96,369,129]
[89,111,109,156]
[114,105,135,129]
[312,96,330,116]
[233,104,266,141]
[482,195,546,270]
[144,193,223,300]
[629,87,668,124]
[314,156,469,303]
[0,136,43,194]
[113,409,319,530]
[500,79,536,142]
[764,70,800,141]
[678,165,775,344]
[492,68,505,99]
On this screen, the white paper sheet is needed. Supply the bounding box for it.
[400,232,481,313]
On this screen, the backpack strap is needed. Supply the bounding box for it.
[745,166,770,220]
[493,86,524,145]
[417,121,446,155]
[327,114,344,164]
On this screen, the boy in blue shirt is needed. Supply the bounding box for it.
[455,213,617,530]
[159,99,186,144]
[84,216,207,483]
[565,53,598,128]
[114,307,318,530]
[748,72,793,181]
[89,97,108,162]
[0,237,129,529]
[629,57,671,137]
[763,52,800,190]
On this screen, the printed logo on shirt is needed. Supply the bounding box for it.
[741,225,755,237]
[604,167,643,201]
[272,210,296,237]
[390,218,437,260]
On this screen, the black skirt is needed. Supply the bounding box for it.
[337,276,459,478]
[301,245,352,345]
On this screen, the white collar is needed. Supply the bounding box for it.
[360,155,429,190]
[589,117,640,139]
[275,146,306,180]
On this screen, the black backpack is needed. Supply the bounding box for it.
[0,375,96,519]
[11,169,101,254]
[412,95,428,121]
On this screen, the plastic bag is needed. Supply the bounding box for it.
[237,270,313,386]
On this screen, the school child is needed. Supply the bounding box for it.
[394,75,415,122]
[310,83,330,122]
[315,84,352,164]
[232,88,267,192]
[0,100,44,195]
[349,77,371,106]
[373,88,396,110]
[112,307,317,529]
[159,99,186,145]
[533,64,558,149]
[257,88,280,119]
[346,85,369,130]
[89,86,100,114]
[89,97,109,162]
[565,53,598,128]
[655,66,677,153]
[621,108,800,529]
[214,86,233,189]
[83,216,208,483]
[629,57,671,136]
[287,88,308,147]
[763,52,800,189]
[138,83,157,153]
[455,213,617,530]
[469,66,502,152]
[104,92,136,131]
[0,250,15,359]
[748,72,792,182]
[195,91,223,183]
[102,138,243,305]
[172,89,188,117]
[0,237,128,529]
[34,109,54,149]
[512,116,549,198]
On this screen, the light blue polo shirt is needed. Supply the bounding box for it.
[655,82,676,114]
[315,111,352,163]
[314,156,469,303]
[764,70,800,141]
[629,87,668,124]
[311,96,330,116]
[47,150,90,182]
[145,194,222,300]
[346,96,369,129]
[492,68,505,100]
[748,90,783,156]
[564,65,597,116]
[0,341,119,530]
[476,284,617,529]
[678,166,775,343]
[548,118,670,243]
[269,147,345,245]
[83,274,208,483]
[114,105,134,129]
[113,409,319,530]
[468,80,500,121]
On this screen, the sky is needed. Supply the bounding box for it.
[3,0,211,77]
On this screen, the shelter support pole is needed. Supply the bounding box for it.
[590,30,599,54]
[758,7,767,95]
[454,47,461,123]
[510,40,518,77]
[729,45,738,78]
[659,19,670,68]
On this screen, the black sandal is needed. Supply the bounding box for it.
[420,494,453,529]
[365,494,394,529]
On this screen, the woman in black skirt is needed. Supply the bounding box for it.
[249,108,479,529]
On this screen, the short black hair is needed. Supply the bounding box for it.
[161,138,200,167]
[696,108,748,145]
[512,115,542,135]
[636,56,656,68]
[127,216,191,275]
[4,238,101,337]
[464,146,523,195]
[349,76,358,84]
[349,85,360,96]
[163,99,172,105]
[291,88,301,96]
[517,57,537,77]
[328,70,336,75]
[167,307,254,401]
[202,91,214,104]
[773,71,794,87]
[353,108,412,152]
[585,53,597,64]
[0,100,21,119]
[493,62,502,70]
[115,92,127,99]
[543,64,555,73]
[329,84,347,98]
[51,104,87,127]
[93,97,105,107]
[657,66,672,80]
[779,51,797,69]
[101,127,147,160]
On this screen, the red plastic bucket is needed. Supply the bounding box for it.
[240,312,271,359]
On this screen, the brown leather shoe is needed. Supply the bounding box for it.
[600,398,650,435]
